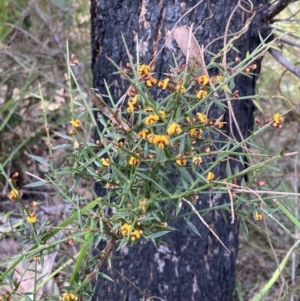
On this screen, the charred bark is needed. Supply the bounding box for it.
[90,1,270,300]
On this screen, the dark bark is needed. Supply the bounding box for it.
[90,1,270,300]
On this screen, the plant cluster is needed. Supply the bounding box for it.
[1,39,297,300]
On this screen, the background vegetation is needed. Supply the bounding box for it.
[0,1,300,300]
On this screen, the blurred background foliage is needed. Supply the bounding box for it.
[0,0,300,300]
[237,3,300,300]
[0,0,91,205]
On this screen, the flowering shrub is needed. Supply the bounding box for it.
[1,38,294,300]
[89,49,288,248]
[91,62,233,246]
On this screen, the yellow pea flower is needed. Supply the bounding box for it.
[197,75,209,85]
[144,107,154,112]
[196,90,208,99]
[255,211,263,221]
[186,116,196,124]
[138,64,150,76]
[153,135,169,149]
[121,223,132,236]
[197,113,207,123]
[27,211,37,224]
[167,123,182,136]
[127,102,134,113]
[189,128,203,139]
[7,189,19,200]
[70,119,81,128]
[273,113,284,124]
[145,114,159,126]
[62,293,78,301]
[100,158,110,167]
[175,85,186,94]
[146,77,158,87]
[138,129,149,139]
[193,156,202,165]
[206,171,215,181]
[139,198,148,214]
[131,229,141,241]
[176,158,187,166]
[147,133,156,143]
[158,78,170,89]
[129,95,138,105]
[159,110,166,119]
[129,156,139,166]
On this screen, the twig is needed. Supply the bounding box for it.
[185,23,193,69]
[291,154,299,298]
[272,26,300,41]
[112,267,144,294]
[269,47,300,78]
[232,189,300,197]
[279,37,300,49]
[217,180,266,205]
[0,48,65,88]
[90,88,133,133]
[222,0,241,68]
[263,0,294,23]
[25,172,47,183]
[227,186,235,224]
[227,100,245,143]
[262,209,286,290]
[272,18,300,22]
[181,198,230,252]
[3,22,54,53]
[83,239,116,285]
[31,0,66,59]
[193,2,213,32]
[206,0,255,58]
[222,0,256,144]
[149,0,205,67]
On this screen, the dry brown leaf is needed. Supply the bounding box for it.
[0,251,59,299]
[90,88,133,133]
[173,26,218,97]
[173,25,203,68]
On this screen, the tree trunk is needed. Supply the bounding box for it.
[90,1,270,300]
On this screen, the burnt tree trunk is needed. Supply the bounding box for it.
[91,1,270,300]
